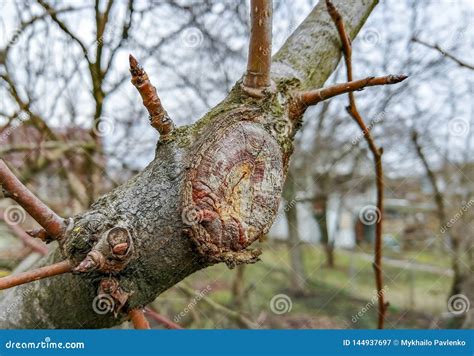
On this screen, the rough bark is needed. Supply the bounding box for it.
[0,0,378,328]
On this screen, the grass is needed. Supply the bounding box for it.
[153,242,451,329]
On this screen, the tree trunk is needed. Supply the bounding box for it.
[313,194,335,268]
[0,0,378,328]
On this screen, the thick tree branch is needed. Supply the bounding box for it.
[0,160,67,238]
[273,0,378,90]
[0,0,384,329]
[129,54,175,139]
[325,0,388,329]
[0,260,72,290]
[243,0,273,95]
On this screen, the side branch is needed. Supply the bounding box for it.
[0,209,48,255]
[0,260,72,290]
[412,38,474,70]
[128,308,151,329]
[129,54,174,139]
[0,159,67,238]
[299,75,407,106]
[243,0,273,95]
[144,307,183,329]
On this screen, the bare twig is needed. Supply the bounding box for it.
[0,160,67,238]
[37,0,92,65]
[0,209,48,255]
[179,284,259,329]
[144,307,183,329]
[326,0,389,329]
[243,0,273,95]
[299,75,407,106]
[129,54,175,139]
[128,308,151,329]
[0,260,72,290]
[412,38,474,70]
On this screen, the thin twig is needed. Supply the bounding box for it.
[243,0,273,95]
[0,260,72,290]
[326,0,388,329]
[179,284,259,329]
[412,37,474,70]
[144,307,183,329]
[129,54,174,139]
[128,308,151,329]
[0,160,66,238]
[300,75,407,106]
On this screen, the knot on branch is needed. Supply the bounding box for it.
[73,225,134,274]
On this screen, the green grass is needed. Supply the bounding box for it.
[152,242,451,329]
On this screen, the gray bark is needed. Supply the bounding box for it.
[0,0,378,328]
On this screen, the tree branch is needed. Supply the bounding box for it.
[412,37,474,70]
[128,308,150,329]
[325,0,388,329]
[129,54,175,139]
[0,160,67,238]
[144,307,183,329]
[299,75,407,106]
[243,0,273,95]
[0,260,72,290]
[0,209,48,255]
[178,284,259,329]
[37,0,92,65]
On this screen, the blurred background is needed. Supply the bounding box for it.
[0,0,472,329]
